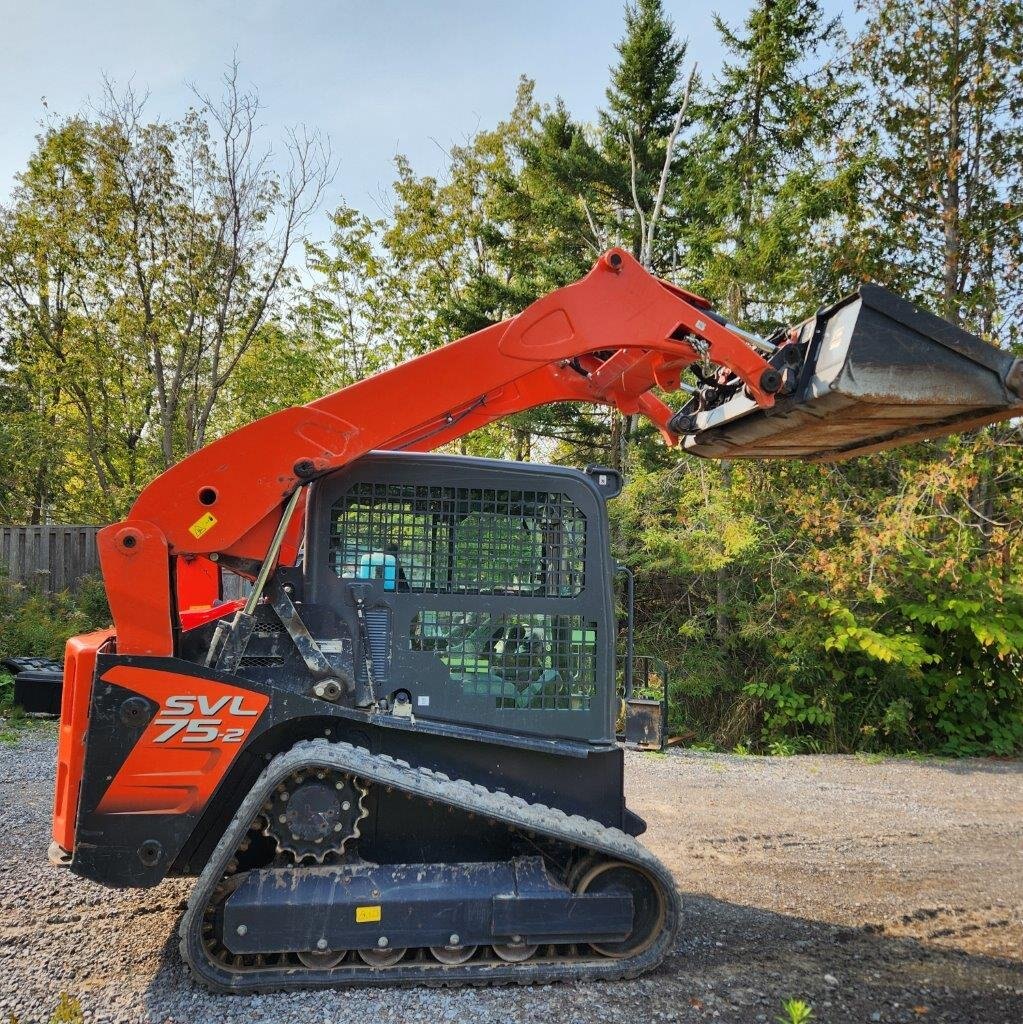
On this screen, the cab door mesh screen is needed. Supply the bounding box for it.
[329,483,586,596]
[411,611,596,711]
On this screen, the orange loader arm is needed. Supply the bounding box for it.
[98,248,780,656]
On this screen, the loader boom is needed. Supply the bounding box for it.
[100,248,781,656]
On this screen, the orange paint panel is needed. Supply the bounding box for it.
[97,521,173,656]
[518,308,575,354]
[95,666,269,816]
[98,747,224,815]
[176,555,222,610]
[52,629,116,852]
[178,600,245,632]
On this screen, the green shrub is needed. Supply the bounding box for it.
[777,999,813,1024]
[716,552,1023,757]
[0,576,111,663]
[0,671,13,710]
[49,993,84,1024]
[616,453,1023,757]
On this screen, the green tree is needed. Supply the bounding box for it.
[687,0,858,327]
[0,115,152,520]
[854,0,1023,552]
[600,0,690,263]
[0,67,330,520]
[0,329,69,522]
[303,205,408,379]
[855,0,1023,338]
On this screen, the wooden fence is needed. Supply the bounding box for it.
[1,525,253,601]
[1,525,103,594]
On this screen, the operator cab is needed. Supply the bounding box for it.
[302,452,618,745]
[203,453,621,748]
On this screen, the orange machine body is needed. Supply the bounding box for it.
[53,629,115,851]
[54,249,780,854]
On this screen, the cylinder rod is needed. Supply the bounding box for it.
[245,486,304,615]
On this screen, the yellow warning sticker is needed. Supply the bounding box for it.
[355,905,381,924]
[188,512,218,540]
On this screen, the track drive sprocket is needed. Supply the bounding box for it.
[261,767,368,863]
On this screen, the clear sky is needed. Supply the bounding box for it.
[0,0,856,233]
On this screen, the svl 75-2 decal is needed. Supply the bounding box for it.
[152,694,260,744]
[95,666,269,814]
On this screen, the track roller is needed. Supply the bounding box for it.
[429,944,478,965]
[492,942,538,962]
[297,949,346,969]
[358,946,407,967]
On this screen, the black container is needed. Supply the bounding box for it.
[13,669,63,716]
[683,284,1023,461]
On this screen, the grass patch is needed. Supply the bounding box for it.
[0,714,56,744]
[0,672,31,742]
[49,992,85,1024]
[777,998,814,1023]
[855,749,956,765]
[855,751,886,765]
[0,694,58,743]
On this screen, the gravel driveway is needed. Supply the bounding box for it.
[1,728,1020,1023]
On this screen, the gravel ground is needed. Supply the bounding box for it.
[1,727,1021,1024]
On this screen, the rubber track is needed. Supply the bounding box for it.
[179,739,682,992]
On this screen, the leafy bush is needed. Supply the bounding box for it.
[777,999,814,1024]
[745,556,1023,756]
[0,670,13,709]
[0,576,111,663]
[49,992,85,1024]
[614,434,1023,758]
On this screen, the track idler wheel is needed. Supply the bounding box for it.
[575,861,667,958]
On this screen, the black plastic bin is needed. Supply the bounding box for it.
[13,669,63,715]
[2,657,63,717]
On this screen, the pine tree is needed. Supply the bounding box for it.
[600,0,689,262]
[688,0,856,328]
[854,0,1023,557]
[855,0,1023,340]
[478,0,697,469]
[497,86,612,291]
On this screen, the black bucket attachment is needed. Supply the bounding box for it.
[678,284,1023,461]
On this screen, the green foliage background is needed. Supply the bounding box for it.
[2,0,1022,756]
[0,576,110,715]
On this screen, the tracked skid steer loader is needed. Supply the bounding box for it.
[49,249,1021,991]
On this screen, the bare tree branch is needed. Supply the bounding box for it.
[627,129,647,259]
[642,65,697,268]
[579,194,605,253]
